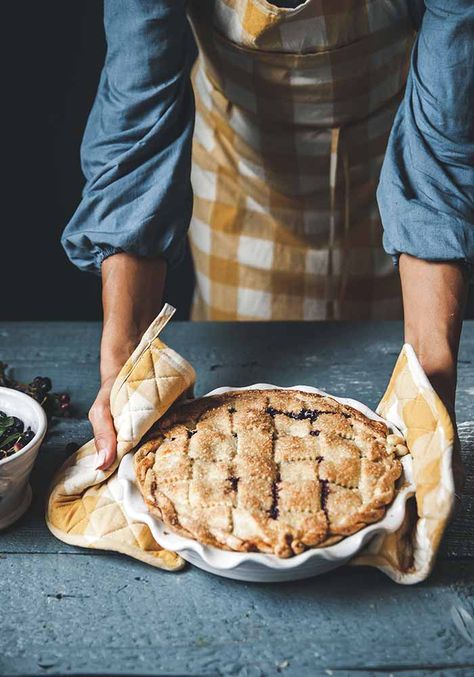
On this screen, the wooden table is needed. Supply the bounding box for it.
[1,322,473,677]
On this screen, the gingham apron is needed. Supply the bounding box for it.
[187,0,415,320]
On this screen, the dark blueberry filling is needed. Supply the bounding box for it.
[266,406,348,423]
[320,479,330,514]
[269,473,281,520]
[309,430,320,436]
[266,406,281,418]
[228,476,239,491]
[187,429,197,438]
[228,407,236,414]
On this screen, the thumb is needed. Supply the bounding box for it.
[89,396,117,470]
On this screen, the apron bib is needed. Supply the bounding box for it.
[188,0,415,320]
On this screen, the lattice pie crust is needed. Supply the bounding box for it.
[134,390,405,557]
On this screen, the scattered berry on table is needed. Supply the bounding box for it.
[0,362,73,459]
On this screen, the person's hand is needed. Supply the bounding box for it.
[90,337,138,470]
[90,253,167,470]
[90,377,118,470]
[399,254,468,505]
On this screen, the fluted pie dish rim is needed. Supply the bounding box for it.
[118,384,415,581]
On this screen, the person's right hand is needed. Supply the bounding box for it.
[90,345,135,470]
[90,376,118,470]
[90,253,167,470]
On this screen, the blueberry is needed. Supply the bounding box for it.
[21,429,35,444]
[32,376,52,392]
[8,417,24,435]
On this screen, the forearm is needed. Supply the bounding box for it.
[399,254,468,417]
[100,253,167,379]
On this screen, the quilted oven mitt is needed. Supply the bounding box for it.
[46,304,195,570]
[352,344,456,583]
[47,309,455,583]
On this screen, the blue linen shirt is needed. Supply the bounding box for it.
[378,0,474,271]
[62,0,474,274]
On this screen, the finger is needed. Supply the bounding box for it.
[89,398,117,470]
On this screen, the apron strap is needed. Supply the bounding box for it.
[328,127,351,319]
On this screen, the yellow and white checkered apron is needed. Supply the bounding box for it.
[187,0,415,320]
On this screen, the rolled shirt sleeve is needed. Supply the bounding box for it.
[62,0,196,273]
[377,0,474,269]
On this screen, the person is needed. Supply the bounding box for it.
[62,1,473,473]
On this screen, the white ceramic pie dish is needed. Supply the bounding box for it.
[119,384,415,582]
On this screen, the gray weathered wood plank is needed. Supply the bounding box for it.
[1,554,474,677]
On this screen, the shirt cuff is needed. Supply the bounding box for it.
[94,245,124,272]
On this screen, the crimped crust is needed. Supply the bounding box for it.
[134,389,404,557]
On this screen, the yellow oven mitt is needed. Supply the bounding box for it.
[47,313,455,582]
[46,304,195,570]
[351,344,455,583]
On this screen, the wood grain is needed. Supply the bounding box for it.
[1,555,473,676]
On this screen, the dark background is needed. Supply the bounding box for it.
[3,2,472,321]
[3,1,194,321]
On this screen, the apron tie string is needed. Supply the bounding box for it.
[327,127,351,319]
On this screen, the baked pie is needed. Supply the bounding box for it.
[134,389,407,557]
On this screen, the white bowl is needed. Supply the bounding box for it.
[0,386,48,530]
[119,384,415,582]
